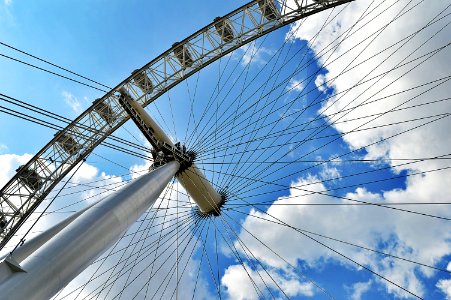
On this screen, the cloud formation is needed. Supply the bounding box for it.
[228,0,451,298]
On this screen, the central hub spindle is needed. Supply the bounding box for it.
[118,88,225,216]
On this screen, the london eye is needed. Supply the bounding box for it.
[0,0,450,299]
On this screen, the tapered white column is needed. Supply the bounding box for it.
[0,161,179,300]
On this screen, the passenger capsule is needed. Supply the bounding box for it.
[258,0,279,21]
[16,165,44,192]
[0,213,6,229]
[55,132,81,155]
[93,98,116,124]
[172,42,194,68]
[214,17,234,43]
[132,69,154,94]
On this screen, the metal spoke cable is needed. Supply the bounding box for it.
[226,0,440,193]
[221,209,336,299]
[227,198,427,299]
[226,28,451,195]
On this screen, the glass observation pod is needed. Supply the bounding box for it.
[54,131,82,155]
[258,0,279,21]
[93,98,117,125]
[16,166,44,192]
[214,17,234,43]
[172,42,194,68]
[131,69,154,94]
[0,213,6,230]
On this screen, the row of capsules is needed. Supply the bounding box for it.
[12,0,280,199]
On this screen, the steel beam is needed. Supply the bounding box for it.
[0,161,179,300]
[118,92,224,215]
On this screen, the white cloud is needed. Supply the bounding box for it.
[287,78,304,92]
[221,263,314,300]
[437,262,451,299]
[62,91,84,114]
[261,1,451,296]
[286,0,451,169]
[232,171,451,298]
[4,0,12,6]
[0,152,33,187]
[319,164,340,181]
[236,41,275,66]
[350,280,372,300]
[314,74,328,93]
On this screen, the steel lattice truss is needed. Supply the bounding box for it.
[0,0,353,249]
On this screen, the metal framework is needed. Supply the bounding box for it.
[0,0,354,249]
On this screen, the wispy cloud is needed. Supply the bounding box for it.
[0,144,7,153]
[0,0,15,27]
[314,74,329,93]
[62,91,83,114]
[238,41,275,66]
[287,78,304,92]
[350,280,372,300]
[436,262,451,299]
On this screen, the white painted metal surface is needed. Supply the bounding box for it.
[0,161,179,300]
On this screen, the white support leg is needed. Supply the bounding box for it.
[0,161,179,300]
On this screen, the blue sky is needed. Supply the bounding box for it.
[1,0,450,299]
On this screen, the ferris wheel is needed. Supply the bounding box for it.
[0,0,450,299]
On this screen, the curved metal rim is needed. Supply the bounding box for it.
[0,0,354,249]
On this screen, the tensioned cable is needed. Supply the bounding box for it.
[0,41,112,90]
[9,159,86,254]
[102,216,207,300]
[0,105,151,161]
[221,209,336,299]
[211,165,451,205]
[62,208,199,299]
[198,111,451,158]
[224,0,442,193]
[191,0,403,153]
[12,1,450,298]
[228,63,451,197]
[195,71,451,157]
[0,93,151,153]
[114,179,185,299]
[209,166,451,221]
[193,1,438,169]
[216,207,295,299]
[227,206,450,275]
[230,205,424,298]
[223,183,426,299]
[88,180,180,299]
[220,1,374,191]
[223,15,451,195]
[0,53,108,92]
[69,218,199,299]
[189,6,341,153]
[208,216,265,298]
